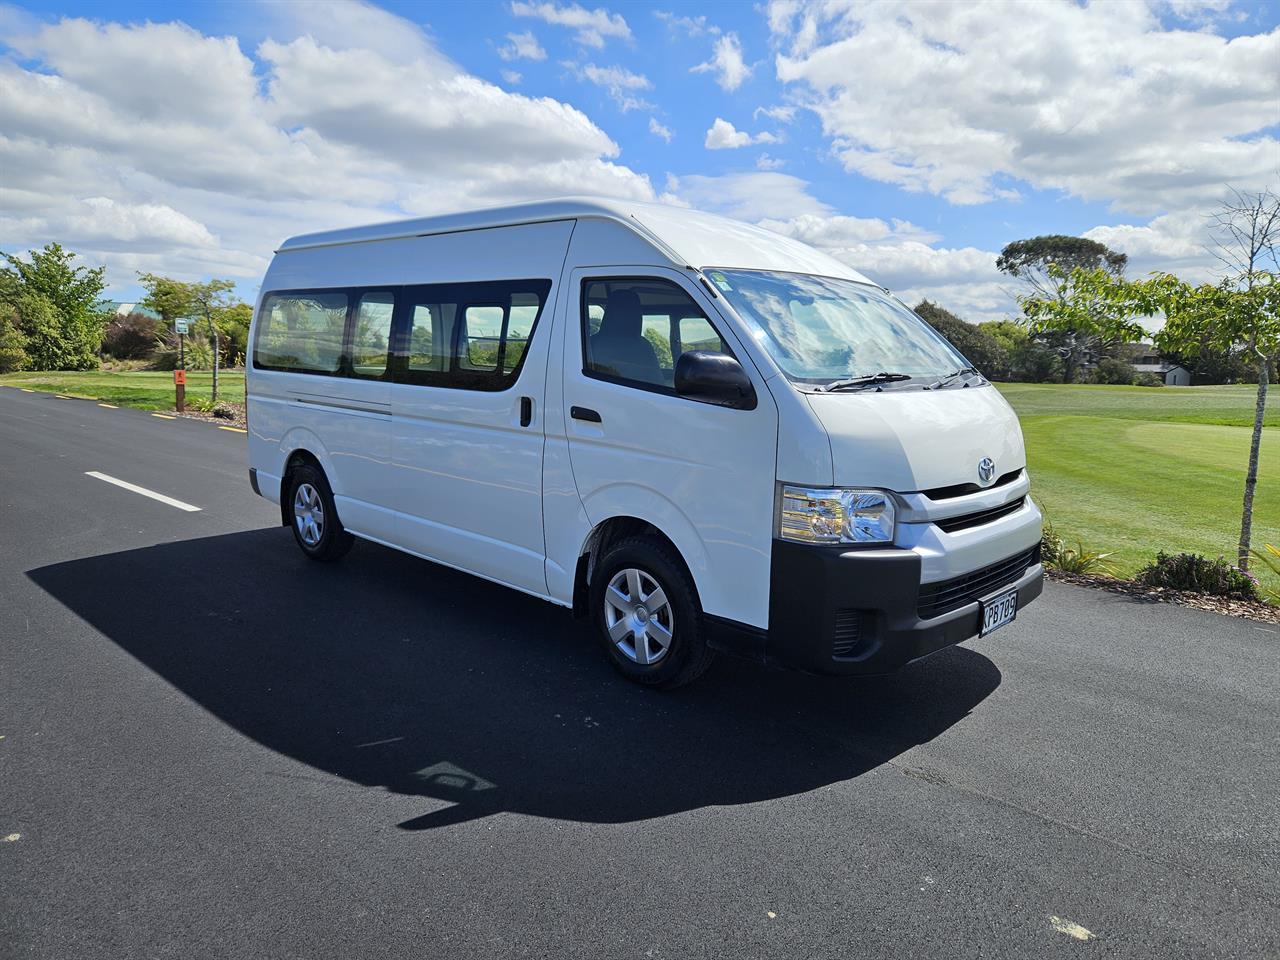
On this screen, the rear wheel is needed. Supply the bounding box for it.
[287,464,353,562]
[589,535,713,688]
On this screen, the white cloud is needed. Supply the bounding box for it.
[649,117,673,143]
[511,1,630,49]
[704,117,780,150]
[754,105,796,123]
[501,69,523,84]
[654,11,717,37]
[764,215,1011,319]
[691,32,752,91]
[572,62,652,111]
[667,172,831,222]
[667,172,1012,317]
[0,8,653,294]
[1083,210,1221,282]
[769,0,1279,214]
[756,154,785,170]
[499,30,546,61]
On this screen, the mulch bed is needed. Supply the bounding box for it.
[173,401,247,430]
[1045,568,1280,625]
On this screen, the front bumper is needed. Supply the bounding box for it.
[752,539,1042,676]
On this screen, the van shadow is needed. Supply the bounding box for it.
[29,529,1001,831]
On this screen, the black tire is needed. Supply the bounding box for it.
[286,463,354,562]
[589,535,714,688]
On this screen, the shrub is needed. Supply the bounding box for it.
[1136,552,1260,601]
[1041,519,1064,567]
[1041,519,1114,574]
[151,330,214,370]
[1249,545,1280,603]
[1134,372,1164,387]
[1053,542,1115,575]
[102,312,160,360]
[1090,356,1136,385]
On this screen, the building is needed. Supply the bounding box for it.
[100,300,162,321]
[1131,356,1192,386]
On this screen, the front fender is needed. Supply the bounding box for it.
[578,482,715,611]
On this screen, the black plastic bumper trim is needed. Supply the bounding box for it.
[758,539,1042,676]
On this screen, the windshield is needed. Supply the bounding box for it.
[708,269,972,387]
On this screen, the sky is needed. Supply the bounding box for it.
[0,0,1277,320]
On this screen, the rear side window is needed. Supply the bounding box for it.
[397,280,550,390]
[255,292,348,373]
[350,292,395,379]
[582,278,731,392]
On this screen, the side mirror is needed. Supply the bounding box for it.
[674,351,757,410]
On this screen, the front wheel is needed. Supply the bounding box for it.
[589,535,713,688]
[287,464,354,562]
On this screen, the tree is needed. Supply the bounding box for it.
[998,234,1128,383]
[138,274,236,401]
[0,243,108,370]
[213,301,253,365]
[0,307,29,373]
[913,300,1008,379]
[1205,186,1280,570]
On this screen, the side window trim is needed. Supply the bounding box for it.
[578,275,737,399]
[254,281,552,389]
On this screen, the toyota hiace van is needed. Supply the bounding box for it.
[246,198,1042,687]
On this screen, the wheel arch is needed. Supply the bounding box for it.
[571,514,702,618]
[278,448,327,528]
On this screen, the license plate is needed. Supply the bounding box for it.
[980,589,1018,636]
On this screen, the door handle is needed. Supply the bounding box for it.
[520,396,533,427]
[570,406,602,423]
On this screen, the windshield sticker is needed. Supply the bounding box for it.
[708,271,733,291]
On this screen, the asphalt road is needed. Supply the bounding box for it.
[1,385,1277,960]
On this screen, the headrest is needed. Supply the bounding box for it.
[599,289,643,337]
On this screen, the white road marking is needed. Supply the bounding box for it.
[84,472,201,512]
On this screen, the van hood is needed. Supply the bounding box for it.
[805,385,1025,493]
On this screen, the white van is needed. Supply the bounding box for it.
[246,198,1042,687]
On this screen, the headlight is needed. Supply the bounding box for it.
[778,486,896,544]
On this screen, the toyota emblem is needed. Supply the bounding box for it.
[978,457,996,484]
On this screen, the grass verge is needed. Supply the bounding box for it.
[0,370,245,410]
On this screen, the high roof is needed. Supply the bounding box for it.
[277,197,876,287]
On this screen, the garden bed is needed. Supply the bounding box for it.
[1045,568,1280,624]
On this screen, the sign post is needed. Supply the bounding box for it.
[174,319,189,413]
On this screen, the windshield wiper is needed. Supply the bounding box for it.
[924,367,983,390]
[817,372,913,392]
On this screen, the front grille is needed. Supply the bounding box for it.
[934,497,1026,533]
[917,545,1040,619]
[832,609,865,658]
[922,468,1023,501]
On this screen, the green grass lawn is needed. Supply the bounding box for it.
[997,383,1277,598]
[0,369,244,409]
